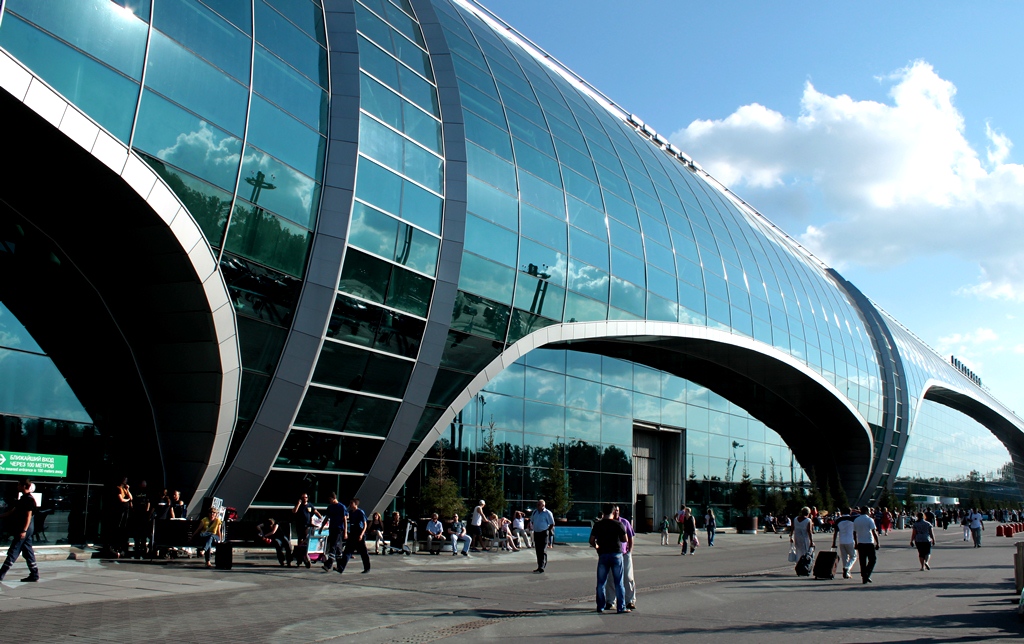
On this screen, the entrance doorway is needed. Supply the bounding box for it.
[632,424,683,533]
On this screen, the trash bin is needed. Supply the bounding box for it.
[897,516,906,530]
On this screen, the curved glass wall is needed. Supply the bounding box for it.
[0,0,330,460]
[896,398,1017,504]
[253,0,442,507]
[396,348,808,525]
[412,0,883,468]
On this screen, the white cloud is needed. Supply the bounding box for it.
[1014,344,1024,354]
[670,61,1024,301]
[936,327,999,351]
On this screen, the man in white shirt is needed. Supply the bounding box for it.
[831,508,858,579]
[968,508,985,548]
[425,513,444,554]
[530,499,555,574]
[469,500,486,551]
[853,505,880,584]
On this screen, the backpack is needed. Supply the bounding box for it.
[795,550,813,576]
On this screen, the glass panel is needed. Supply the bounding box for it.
[464,112,512,161]
[359,35,399,91]
[339,249,391,303]
[313,341,413,398]
[140,153,232,247]
[134,90,241,191]
[0,16,138,141]
[276,430,382,474]
[400,177,443,234]
[356,157,402,215]
[248,95,325,179]
[295,386,399,437]
[223,199,312,277]
[360,73,402,130]
[386,265,433,317]
[255,45,327,133]
[464,214,517,268]
[266,0,324,41]
[458,252,515,304]
[238,147,320,229]
[466,178,517,231]
[152,0,251,82]
[221,253,302,325]
[569,227,608,270]
[521,205,567,250]
[396,225,440,276]
[0,350,90,422]
[6,0,147,77]
[348,201,399,259]
[450,291,510,342]
[200,0,252,33]
[467,144,516,194]
[440,332,502,374]
[254,0,326,87]
[568,260,608,301]
[0,303,43,353]
[145,30,248,135]
[513,276,565,321]
[236,316,287,375]
[563,292,606,322]
[519,239,567,288]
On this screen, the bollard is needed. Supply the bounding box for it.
[998,525,1006,537]
[1008,526,1016,538]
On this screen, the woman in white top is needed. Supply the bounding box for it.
[790,507,814,560]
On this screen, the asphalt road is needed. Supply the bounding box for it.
[1,526,1022,642]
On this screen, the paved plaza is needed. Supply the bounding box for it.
[1,527,1022,642]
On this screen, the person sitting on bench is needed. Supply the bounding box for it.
[192,508,223,568]
[425,513,444,554]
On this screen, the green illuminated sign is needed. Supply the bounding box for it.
[0,451,68,477]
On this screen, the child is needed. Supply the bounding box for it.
[660,516,670,545]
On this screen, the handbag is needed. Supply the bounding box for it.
[787,546,798,563]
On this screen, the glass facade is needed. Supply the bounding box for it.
[397,348,807,523]
[895,398,1018,504]
[1,0,1020,524]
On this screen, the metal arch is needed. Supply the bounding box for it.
[371,319,875,515]
[0,50,242,506]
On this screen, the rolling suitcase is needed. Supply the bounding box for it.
[812,548,838,580]
[214,542,233,570]
[795,549,813,576]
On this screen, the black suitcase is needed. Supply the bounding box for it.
[795,550,813,576]
[812,549,838,579]
[215,542,233,570]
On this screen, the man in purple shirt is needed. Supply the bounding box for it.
[603,505,636,611]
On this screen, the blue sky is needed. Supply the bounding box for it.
[485,0,1024,415]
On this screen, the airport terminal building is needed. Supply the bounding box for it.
[0,0,1021,536]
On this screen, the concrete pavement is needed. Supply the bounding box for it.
[1,526,1022,642]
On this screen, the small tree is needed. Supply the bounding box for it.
[419,446,465,519]
[473,421,506,516]
[542,443,572,518]
[732,470,760,518]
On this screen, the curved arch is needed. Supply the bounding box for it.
[917,379,1024,499]
[373,320,874,513]
[0,51,240,505]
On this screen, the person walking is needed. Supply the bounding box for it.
[589,503,629,614]
[968,508,985,547]
[704,508,717,547]
[0,478,40,582]
[602,505,636,611]
[320,492,348,571]
[910,512,935,570]
[831,508,857,579]
[680,507,697,555]
[790,507,814,563]
[659,515,670,546]
[337,498,371,575]
[530,499,555,573]
[853,505,880,584]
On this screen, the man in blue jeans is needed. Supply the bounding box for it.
[589,502,629,614]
